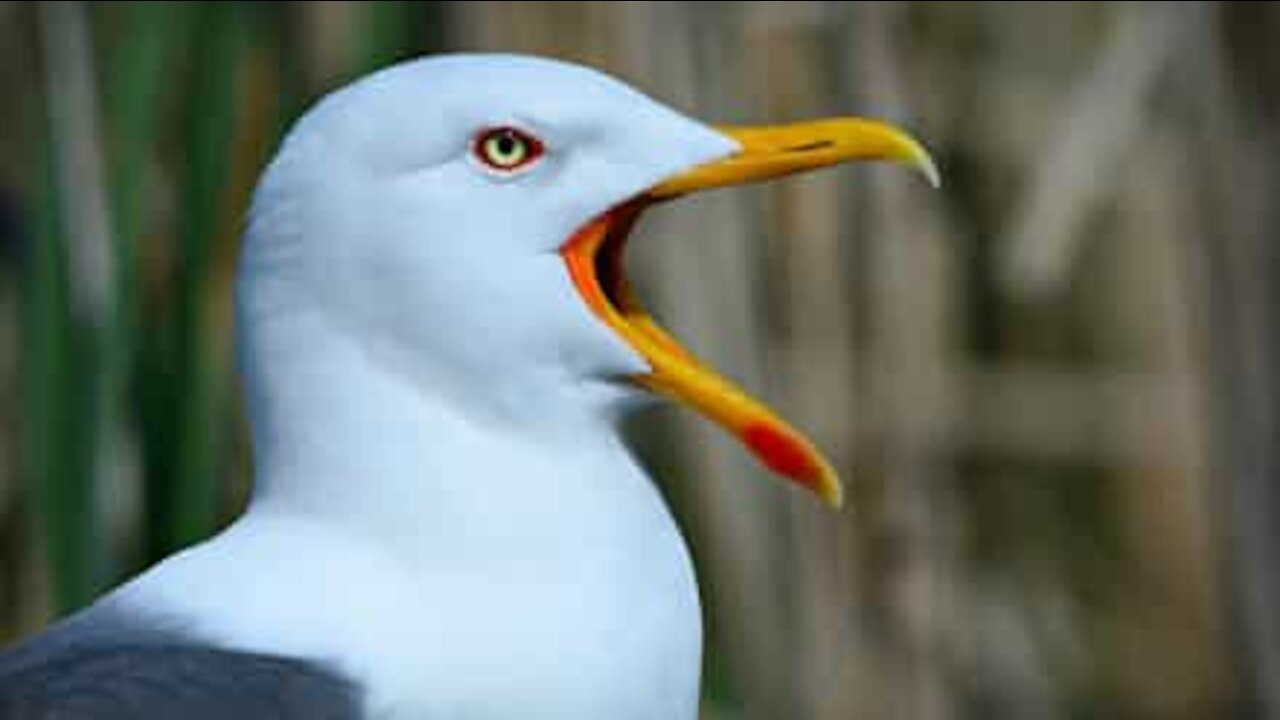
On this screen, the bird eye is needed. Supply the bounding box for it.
[473,127,543,172]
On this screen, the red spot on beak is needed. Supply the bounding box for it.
[742,422,822,487]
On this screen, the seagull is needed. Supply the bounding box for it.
[0,54,936,719]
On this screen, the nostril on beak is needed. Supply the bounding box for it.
[787,140,835,152]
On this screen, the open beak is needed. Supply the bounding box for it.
[561,118,938,508]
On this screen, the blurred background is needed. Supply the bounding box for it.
[1,2,1278,718]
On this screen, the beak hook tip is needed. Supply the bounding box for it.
[920,155,942,189]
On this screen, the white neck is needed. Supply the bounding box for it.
[108,279,704,719]
[238,292,679,566]
[217,299,706,718]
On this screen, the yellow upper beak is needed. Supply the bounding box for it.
[562,118,938,508]
[651,118,939,199]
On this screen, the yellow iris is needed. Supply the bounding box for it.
[479,128,533,169]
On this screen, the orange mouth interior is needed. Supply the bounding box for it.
[560,199,843,507]
[558,116,938,507]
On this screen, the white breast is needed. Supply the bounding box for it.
[108,447,703,720]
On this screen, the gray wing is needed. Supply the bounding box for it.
[0,607,362,720]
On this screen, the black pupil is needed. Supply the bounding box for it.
[496,133,518,157]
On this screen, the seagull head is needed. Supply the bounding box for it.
[239,54,936,507]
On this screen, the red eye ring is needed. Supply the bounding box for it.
[472,126,544,172]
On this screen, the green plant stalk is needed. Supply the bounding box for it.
[22,133,94,615]
[160,2,243,553]
[28,0,125,615]
[357,1,415,76]
[98,1,177,578]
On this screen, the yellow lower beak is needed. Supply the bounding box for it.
[563,118,938,508]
